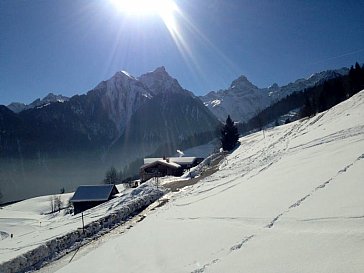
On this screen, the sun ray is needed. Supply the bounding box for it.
[109,0,241,87]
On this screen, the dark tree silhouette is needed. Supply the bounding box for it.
[300,95,315,118]
[104,166,119,184]
[221,115,239,151]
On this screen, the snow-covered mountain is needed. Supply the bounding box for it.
[93,70,151,133]
[2,89,362,273]
[138,66,186,95]
[7,93,69,113]
[89,66,199,134]
[201,75,272,123]
[201,68,349,122]
[0,67,219,203]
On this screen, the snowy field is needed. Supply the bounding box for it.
[0,182,164,271]
[51,90,364,273]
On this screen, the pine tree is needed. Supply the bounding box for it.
[221,115,239,151]
[300,95,314,118]
[104,166,119,184]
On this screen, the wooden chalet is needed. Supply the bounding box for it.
[70,184,119,215]
[140,157,204,182]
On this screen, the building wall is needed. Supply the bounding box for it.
[73,201,105,215]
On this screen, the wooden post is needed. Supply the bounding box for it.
[81,212,85,234]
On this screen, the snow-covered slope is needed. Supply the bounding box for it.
[56,90,364,273]
[201,68,349,122]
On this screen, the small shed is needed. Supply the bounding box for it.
[70,184,119,215]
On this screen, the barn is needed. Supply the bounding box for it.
[140,157,204,182]
[70,184,119,215]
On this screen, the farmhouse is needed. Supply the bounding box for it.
[70,184,119,215]
[140,157,204,182]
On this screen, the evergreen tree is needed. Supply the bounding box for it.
[300,95,314,118]
[221,115,239,151]
[349,62,364,96]
[104,166,119,184]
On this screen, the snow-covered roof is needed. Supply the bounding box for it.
[143,160,181,170]
[70,185,118,202]
[144,157,198,165]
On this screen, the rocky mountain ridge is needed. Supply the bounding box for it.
[200,68,349,122]
[7,93,70,113]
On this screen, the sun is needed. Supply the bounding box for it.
[110,0,179,41]
[110,0,177,17]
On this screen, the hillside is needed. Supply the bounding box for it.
[0,67,219,203]
[54,90,364,273]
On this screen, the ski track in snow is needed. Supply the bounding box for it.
[175,108,363,211]
[190,234,256,273]
[266,153,364,229]
[175,119,310,207]
[188,152,363,273]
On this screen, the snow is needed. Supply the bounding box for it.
[51,90,364,273]
[120,70,135,79]
[211,99,221,107]
[0,183,164,271]
[2,90,364,273]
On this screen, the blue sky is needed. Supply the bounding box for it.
[1,0,363,105]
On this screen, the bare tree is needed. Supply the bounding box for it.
[49,195,63,213]
[49,196,55,213]
[54,195,62,212]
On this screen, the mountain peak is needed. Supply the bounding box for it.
[230,75,259,91]
[154,66,167,73]
[113,70,137,81]
[139,66,185,95]
[42,93,69,103]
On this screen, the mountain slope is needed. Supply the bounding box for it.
[111,91,220,162]
[56,90,364,273]
[201,68,349,122]
[0,67,219,203]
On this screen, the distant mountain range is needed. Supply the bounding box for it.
[0,65,350,203]
[200,68,349,122]
[0,67,219,203]
[7,93,70,113]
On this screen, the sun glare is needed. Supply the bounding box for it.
[110,0,177,17]
[110,0,180,46]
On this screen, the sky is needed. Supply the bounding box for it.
[0,0,364,105]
